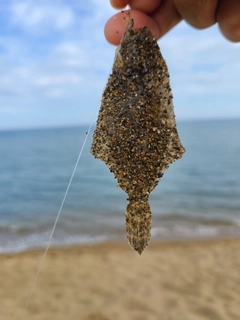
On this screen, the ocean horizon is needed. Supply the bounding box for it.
[0,118,240,253]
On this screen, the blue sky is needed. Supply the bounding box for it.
[0,0,239,130]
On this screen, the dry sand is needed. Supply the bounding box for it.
[1,238,240,320]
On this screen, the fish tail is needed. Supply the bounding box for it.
[125,199,151,255]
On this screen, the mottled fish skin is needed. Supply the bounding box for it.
[91,19,185,254]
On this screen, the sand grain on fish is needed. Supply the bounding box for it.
[91,19,185,254]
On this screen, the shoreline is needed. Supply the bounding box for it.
[1,238,240,320]
[1,233,240,256]
[2,215,240,255]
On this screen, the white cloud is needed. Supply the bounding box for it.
[10,1,74,31]
[0,0,239,129]
[160,21,240,100]
[54,42,91,68]
[35,74,82,86]
[46,88,66,98]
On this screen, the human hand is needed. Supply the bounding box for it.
[105,0,240,45]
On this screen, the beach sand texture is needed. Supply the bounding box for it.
[1,239,240,320]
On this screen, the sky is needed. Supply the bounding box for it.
[0,0,240,130]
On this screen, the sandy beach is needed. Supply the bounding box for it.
[1,238,240,320]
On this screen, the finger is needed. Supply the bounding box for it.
[174,0,218,28]
[104,10,161,45]
[217,0,240,42]
[110,0,129,9]
[129,0,162,14]
[150,0,182,37]
[110,0,162,13]
[105,0,182,45]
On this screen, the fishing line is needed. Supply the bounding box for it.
[17,105,99,319]
[12,48,115,318]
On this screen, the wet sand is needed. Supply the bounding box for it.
[1,238,240,320]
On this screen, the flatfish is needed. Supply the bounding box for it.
[91,19,185,254]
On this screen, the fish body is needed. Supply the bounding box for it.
[91,19,185,254]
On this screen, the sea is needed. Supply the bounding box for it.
[0,119,240,253]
